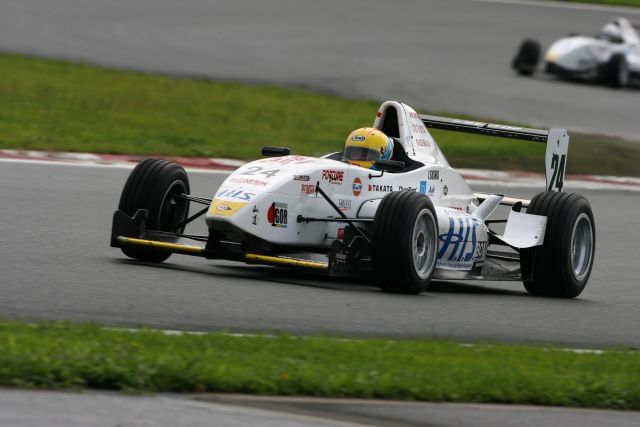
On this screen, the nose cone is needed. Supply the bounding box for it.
[545,37,596,71]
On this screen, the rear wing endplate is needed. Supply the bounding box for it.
[420,115,568,192]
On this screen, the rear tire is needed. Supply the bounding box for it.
[512,39,541,76]
[118,159,190,262]
[520,192,595,298]
[372,192,438,294]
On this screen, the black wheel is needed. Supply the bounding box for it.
[372,192,438,294]
[520,192,595,298]
[512,39,541,76]
[118,158,190,262]
[599,53,629,87]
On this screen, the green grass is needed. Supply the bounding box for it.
[1,321,640,409]
[1,53,639,176]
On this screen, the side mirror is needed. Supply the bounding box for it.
[374,159,405,172]
[261,146,290,157]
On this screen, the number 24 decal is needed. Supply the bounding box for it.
[548,154,566,191]
[238,166,280,178]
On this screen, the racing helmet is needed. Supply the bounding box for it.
[343,128,393,169]
[600,22,623,42]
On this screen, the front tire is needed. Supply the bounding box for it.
[512,39,541,76]
[118,159,191,262]
[372,192,438,294]
[520,192,595,298]
[599,53,629,88]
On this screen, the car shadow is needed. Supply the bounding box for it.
[111,257,534,297]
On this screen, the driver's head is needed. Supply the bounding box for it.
[601,22,623,42]
[343,127,393,169]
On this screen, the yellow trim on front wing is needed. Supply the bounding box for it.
[117,237,205,255]
[245,253,328,270]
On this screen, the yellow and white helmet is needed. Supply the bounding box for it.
[343,127,393,169]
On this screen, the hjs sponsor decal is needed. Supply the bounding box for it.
[267,202,288,228]
[437,217,482,270]
[216,189,256,201]
[322,169,344,184]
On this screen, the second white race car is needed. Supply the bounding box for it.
[513,17,640,87]
[111,101,595,297]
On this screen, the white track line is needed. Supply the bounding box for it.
[468,0,640,15]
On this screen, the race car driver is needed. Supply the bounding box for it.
[599,20,624,43]
[343,127,393,169]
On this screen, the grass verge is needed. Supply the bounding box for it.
[1,53,639,176]
[1,321,640,409]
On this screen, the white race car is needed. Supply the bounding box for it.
[111,101,595,297]
[513,17,640,87]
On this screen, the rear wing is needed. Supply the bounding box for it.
[420,115,568,192]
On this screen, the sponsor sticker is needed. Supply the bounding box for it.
[208,199,248,217]
[368,184,394,192]
[415,139,431,147]
[398,185,417,192]
[293,175,310,181]
[267,202,288,228]
[268,155,306,165]
[352,177,362,197]
[443,185,448,196]
[321,169,344,184]
[337,199,352,211]
[351,135,366,142]
[301,183,315,194]
[337,228,345,241]
[229,177,268,186]
[428,170,439,180]
[419,181,427,194]
[251,206,259,225]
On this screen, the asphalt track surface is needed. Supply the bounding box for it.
[2,161,639,348]
[1,0,640,140]
[3,389,640,427]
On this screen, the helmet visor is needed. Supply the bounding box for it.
[343,146,382,162]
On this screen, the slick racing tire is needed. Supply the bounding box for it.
[372,192,438,294]
[118,159,191,262]
[600,53,629,88]
[520,192,595,298]
[512,39,541,76]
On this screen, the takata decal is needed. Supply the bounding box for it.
[267,202,288,228]
[352,177,363,196]
[419,181,427,194]
[229,177,268,186]
[216,188,256,201]
[208,199,248,217]
[437,217,482,270]
[301,183,315,194]
[337,199,352,211]
[322,169,344,184]
[293,175,310,181]
[368,184,393,192]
